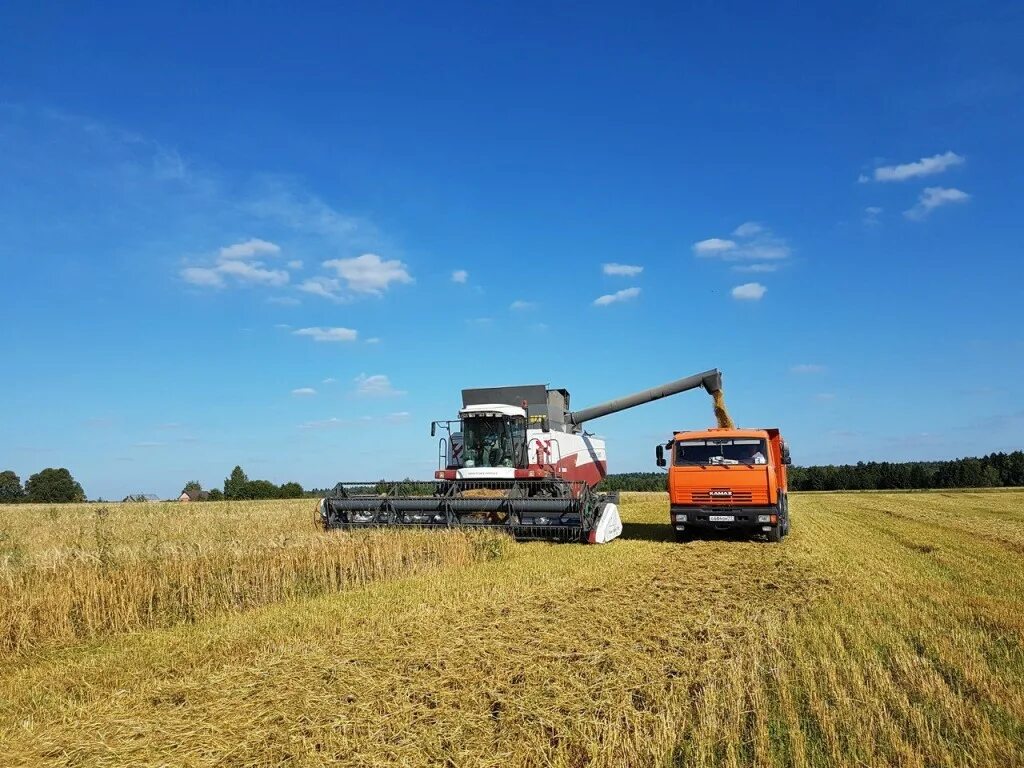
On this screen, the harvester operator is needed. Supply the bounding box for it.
[467,421,511,468]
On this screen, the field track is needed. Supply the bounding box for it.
[2,491,1023,767]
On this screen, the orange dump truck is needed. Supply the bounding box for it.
[655,428,791,542]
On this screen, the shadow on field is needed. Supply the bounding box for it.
[685,530,770,544]
[619,521,773,544]
[619,521,676,543]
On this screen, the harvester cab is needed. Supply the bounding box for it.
[433,403,530,476]
[319,369,723,544]
[431,383,585,483]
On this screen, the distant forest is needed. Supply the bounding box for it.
[597,451,1024,492]
[4,451,1022,504]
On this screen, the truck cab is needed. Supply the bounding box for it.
[656,427,791,542]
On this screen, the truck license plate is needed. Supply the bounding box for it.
[709,515,735,522]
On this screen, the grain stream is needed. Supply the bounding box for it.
[712,389,736,429]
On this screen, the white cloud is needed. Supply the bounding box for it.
[865,206,883,215]
[218,238,281,260]
[867,151,964,183]
[322,377,337,384]
[695,226,790,262]
[365,337,381,344]
[183,240,289,289]
[216,259,289,286]
[299,417,346,430]
[452,269,468,283]
[510,300,536,310]
[791,364,826,374]
[240,180,370,244]
[83,417,115,429]
[153,148,188,181]
[593,287,641,306]
[732,263,779,273]
[298,276,342,300]
[602,263,643,277]
[274,323,291,329]
[864,206,883,226]
[903,187,970,220]
[322,253,412,295]
[9,109,393,306]
[299,411,409,429]
[181,266,224,288]
[287,259,303,270]
[733,222,764,237]
[693,238,736,255]
[291,387,317,396]
[731,282,767,301]
[354,373,404,397]
[292,327,358,343]
[737,242,789,260]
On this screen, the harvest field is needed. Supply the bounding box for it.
[2,492,1023,767]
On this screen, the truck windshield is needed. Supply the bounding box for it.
[674,438,768,466]
[461,416,527,468]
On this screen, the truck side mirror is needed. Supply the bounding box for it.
[431,422,436,437]
[782,446,792,465]
[655,444,666,467]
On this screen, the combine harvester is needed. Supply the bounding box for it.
[319,369,724,543]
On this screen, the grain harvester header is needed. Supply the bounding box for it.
[319,369,724,543]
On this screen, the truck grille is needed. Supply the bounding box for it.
[690,489,763,504]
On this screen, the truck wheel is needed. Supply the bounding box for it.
[767,525,782,543]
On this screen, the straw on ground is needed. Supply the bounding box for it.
[1,491,1023,767]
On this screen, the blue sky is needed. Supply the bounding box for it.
[2,2,1022,499]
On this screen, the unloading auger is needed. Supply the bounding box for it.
[318,369,723,543]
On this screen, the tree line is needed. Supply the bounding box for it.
[0,468,85,503]
[595,451,1024,492]
[0,465,307,503]
[178,466,306,501]
[5,451,1023,503]
[787,451,1024,491]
